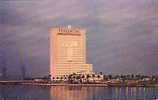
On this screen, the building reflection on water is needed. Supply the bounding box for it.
[50,86,91,100]
[50,86,158,100]
[0,85,157,100]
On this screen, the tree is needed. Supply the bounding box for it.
[97,75,101,79]
[103,75,108,81]
[108,75,112,80]
[86,74,90,79]
[99,72,103,75]
[81,75,85,79]
[60,77,63,81]
[131,74,134,80]
[52,77,55,80]
[48,74,51,80]
[92,74,95,83]
[86,74,90,83]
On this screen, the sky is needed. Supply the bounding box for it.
[1,0,158,78]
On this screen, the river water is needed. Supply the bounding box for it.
[0,85,158,100]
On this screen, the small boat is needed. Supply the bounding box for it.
[106,79,124,87]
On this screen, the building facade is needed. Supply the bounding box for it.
[50,26,93,78]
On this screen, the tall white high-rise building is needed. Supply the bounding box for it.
[50,26,93,78]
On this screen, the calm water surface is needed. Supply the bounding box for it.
[0,85,158,100]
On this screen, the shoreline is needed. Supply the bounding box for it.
[0,81,158,87]
[20,83,158,87]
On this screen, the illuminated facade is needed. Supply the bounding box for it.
[50,26,93,78]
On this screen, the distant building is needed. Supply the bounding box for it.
[21,66,26,79]
[50,26,93,78]
[1,67,7,79]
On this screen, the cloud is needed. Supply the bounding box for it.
[1,0,158,77]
